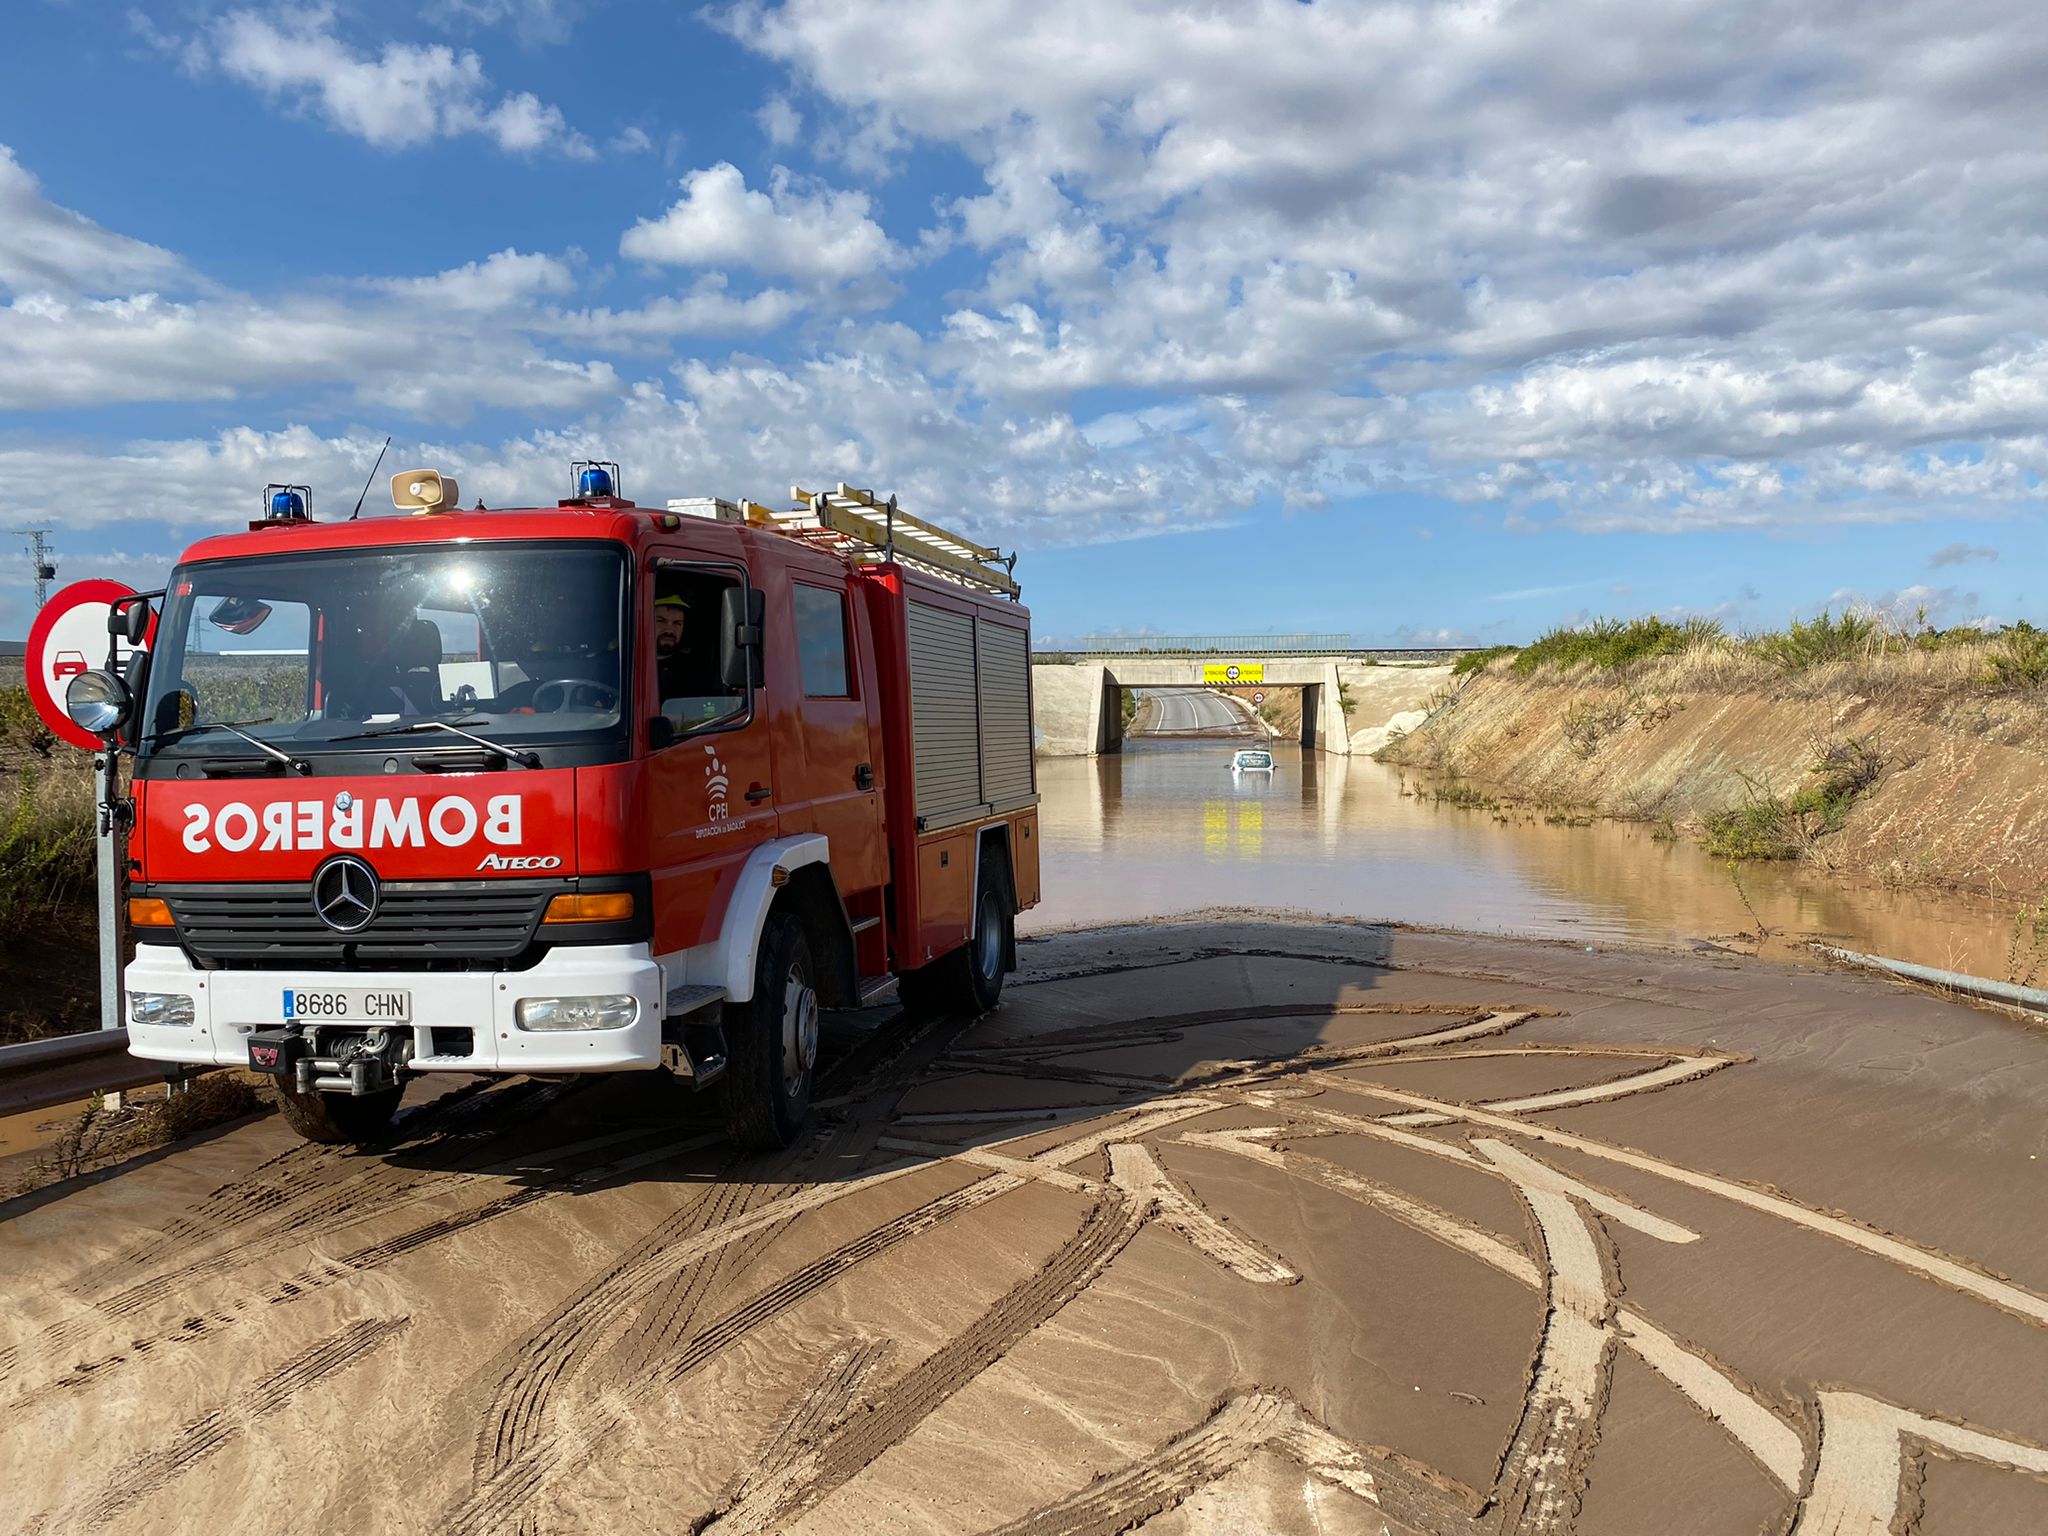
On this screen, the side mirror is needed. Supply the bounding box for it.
[718,586,766,691]
[647,715,676,752]
[65,669,133,739]
[109,598,152,644]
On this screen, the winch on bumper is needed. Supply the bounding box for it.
[124,943,667,1082]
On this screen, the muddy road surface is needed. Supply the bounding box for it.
[5,918,2048,1534]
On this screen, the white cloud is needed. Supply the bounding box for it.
[376,248,578,310]
[756,95,801,147]
[424,0,583,48]
[0,346,1254,554]
[609,125,653,155]
[199,5,594,157]
[716,0,2048,530]
[621,163,898,288]
[0,145,181,298]
[1929,542,1999,568]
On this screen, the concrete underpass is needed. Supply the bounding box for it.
[1033,656,1352,756]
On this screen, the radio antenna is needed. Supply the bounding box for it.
[348,435,392,521]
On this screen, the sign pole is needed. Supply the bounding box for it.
[96,751,122,1032]
[96,750,120,1035]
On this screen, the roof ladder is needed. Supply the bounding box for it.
[779,483,1020,598]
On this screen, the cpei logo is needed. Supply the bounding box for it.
[704,746,730,821]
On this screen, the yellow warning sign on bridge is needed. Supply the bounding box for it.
[1202,662,1264,685]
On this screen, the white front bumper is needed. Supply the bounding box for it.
[124,942,666,1074]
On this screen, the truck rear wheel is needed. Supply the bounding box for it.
[268,1081,404,1146]
[901,852,1013,1020]
[720,908,818,1151]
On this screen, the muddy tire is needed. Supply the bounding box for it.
[900,851,1013,1021]
[720,908,819,1151]
[267,1081,404,1145]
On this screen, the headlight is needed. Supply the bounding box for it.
[515,995,638,1031]
[65,668,132,736]
[130,992,195,1028]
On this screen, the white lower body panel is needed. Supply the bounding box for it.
[124,942,666,1074]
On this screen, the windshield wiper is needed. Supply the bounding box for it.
[151,719,310,774]
[338,718,540,768]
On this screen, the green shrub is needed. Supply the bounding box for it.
[0,766,96,940]
[1452,645,1517,678]
[1983,623,2048,688]
[1700,739,1882,860]
[0,686,57,760]
[1510,617,1718,675]
[1750,610,1881,670]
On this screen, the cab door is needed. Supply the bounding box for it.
[767,550,886,901]
[644,550,780,957]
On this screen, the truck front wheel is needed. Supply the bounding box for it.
[720,908,818,1151]
[268,1082,404,1145]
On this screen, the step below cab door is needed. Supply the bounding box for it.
[645,552,779,956]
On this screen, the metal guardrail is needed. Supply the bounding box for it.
[0,1029,164,1117]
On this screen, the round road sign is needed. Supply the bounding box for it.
[1252,690,1265,703]
[24,580,153,750]
[1225,664,1241,681]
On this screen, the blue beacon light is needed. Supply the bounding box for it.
[577,465,615,499]
[270,488,306,520]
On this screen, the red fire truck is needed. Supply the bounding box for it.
[64,466,1039,1148]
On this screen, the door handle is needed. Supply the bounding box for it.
[854,762,874,791]
[745,784,773,804]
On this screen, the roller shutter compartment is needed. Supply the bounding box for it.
[907,600,981,823]
[976,618,1034,804]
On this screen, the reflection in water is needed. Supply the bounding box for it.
[1028,739,2023,976]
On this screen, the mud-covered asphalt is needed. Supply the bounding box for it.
[4,918,2047,1535]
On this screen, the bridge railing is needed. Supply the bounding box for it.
[1032,635,1470,659]
[1036,633,1357,656]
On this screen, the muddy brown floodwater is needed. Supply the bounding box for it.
[1028,739,2032,979]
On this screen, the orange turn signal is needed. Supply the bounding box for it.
[129,897,175,928]
[543,892,636,924]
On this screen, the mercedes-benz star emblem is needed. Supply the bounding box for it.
[334,791,353,812]
[312,856,380,934]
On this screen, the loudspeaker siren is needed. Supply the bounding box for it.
[391,468,460,514]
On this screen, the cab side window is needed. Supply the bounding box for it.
[652,565,746,735]
[793,582,851,699]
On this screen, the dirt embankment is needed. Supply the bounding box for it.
[1378,649,2048,899]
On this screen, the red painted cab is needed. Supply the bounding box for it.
[116,467,1038,1150]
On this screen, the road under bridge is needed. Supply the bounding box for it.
[1035,655,1360,756]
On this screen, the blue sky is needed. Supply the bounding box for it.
[2,0,2043,645]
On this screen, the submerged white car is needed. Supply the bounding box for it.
[1231,748,1275,773]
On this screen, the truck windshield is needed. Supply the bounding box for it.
[140,541,627,760]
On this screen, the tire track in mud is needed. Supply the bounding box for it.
[448,1101,1223,1533]
[973,1391,1489,1536]
[941,1010,1534,1097]
[35,1315,410,1533]
[445,1001,971,1532]
[0,1079,563,1389]
[62,1077,548,1296]
[698,1193,1149,1535]
[695,1126,1282,1535]
[3,1127,712,1418]
[450,1169,1028,1535]
[715,1339,896,1513]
